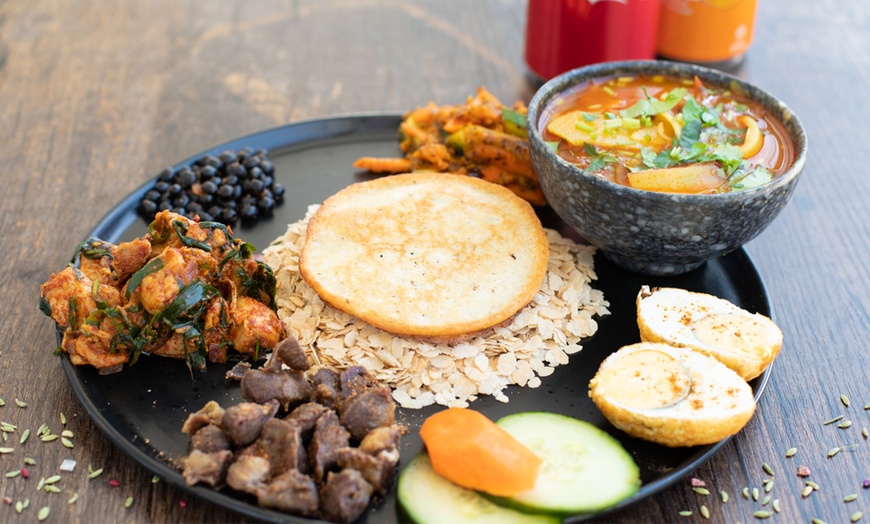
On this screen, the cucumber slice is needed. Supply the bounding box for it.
[496,412,640,514]
[397,454,560,524]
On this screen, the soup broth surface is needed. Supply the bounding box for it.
[540,75,795,194]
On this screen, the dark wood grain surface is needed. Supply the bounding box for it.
[1,1,868,523]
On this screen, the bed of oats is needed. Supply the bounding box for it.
[263,206,609,409]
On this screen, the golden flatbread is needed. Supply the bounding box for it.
[299,173,549,339]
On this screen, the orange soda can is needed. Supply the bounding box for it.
[657,0,758,66]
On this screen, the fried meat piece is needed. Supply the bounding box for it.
[319,469,373,523]
[221,400,278,447]
[339,386,396,442]
[309,410,350,483]
[241,368,312,410]
[257,470,319,516]
[226,455,271,495]
[182,449,233,487]
[336,447,396,494]
[252,418,308,476]
[181,400,225,436]
[190,424,232,454]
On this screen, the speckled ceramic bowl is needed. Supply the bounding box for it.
[527,60,807,275]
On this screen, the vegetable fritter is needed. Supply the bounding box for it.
[353,87,546,205]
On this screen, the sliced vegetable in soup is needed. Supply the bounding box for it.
[540,75,796,194]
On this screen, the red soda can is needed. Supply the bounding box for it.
[524,0,661,81]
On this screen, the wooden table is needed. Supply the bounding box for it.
[1,0,868,522]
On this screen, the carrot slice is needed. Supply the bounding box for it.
[737,115,764,159]
[419,408,542,496]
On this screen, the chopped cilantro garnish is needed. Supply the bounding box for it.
[620,87,687,119]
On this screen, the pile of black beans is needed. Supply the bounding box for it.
[138,147,285,227]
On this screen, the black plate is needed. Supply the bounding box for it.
[61,114,773,523]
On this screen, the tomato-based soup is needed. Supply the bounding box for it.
[540,75,796,194]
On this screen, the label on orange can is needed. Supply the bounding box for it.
[657,0,758,63]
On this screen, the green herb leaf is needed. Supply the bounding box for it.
[171,220,213,251]
[125,257,165,300]
[620,87,687,119]
[39,297,53,317]
[729,166,773,191]
[544,140,559,153]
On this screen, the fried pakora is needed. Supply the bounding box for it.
[353,87,546,205]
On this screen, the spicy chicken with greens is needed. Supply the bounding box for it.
[39,210,282,373]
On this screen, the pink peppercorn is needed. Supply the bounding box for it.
[2,497,12,505]
[109,479,121,487]
[21,468,29,479]
[863,479,870,489]
[179,500,187,508]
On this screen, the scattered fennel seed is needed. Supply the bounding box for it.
[773,499,781,512]
[0,447,14,453]
[812,519,828,524]
[60,412,66,425]
[44,475,61,484]
[44,485,61,494]
[61,430,73,439]
[19,429,29,444]
[693,487,711,496]
[852,511,863,522]
[802,485,814,497]
[61,437,73,449]
[125,496,133,508]
[764,479,775,492]
[36,424,48,437]
[786,447,797,457]
[14,500,22,513]
[806,480,820,490]
[754,510,773,519]
[864,402,870,410]
[742,487,750,499]
[828,447,841,458]
[823,415,844,426]
[14,399,26,408]
[40,434,58,442]
[845,494,858,502]
[679,510,693,517]
[5,470,20,478]
[840,420,853,429]
[68,493,79,504]
[863,428,869,439]
[761,494,771,505]
[762,462,775,476]
[753,487,760,500]
[37,506,49,521]
[841,394,851,406]
[21,498,29,509]
[87,467,104,479]
[700,504,710,519]
[151,475,160,484]
[0,399,5,406]
[23,457,36,465]
[720,490,729,503]
[36,477,45,490]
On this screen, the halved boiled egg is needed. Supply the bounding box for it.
[636,286,782,381]
[589,342,756,447]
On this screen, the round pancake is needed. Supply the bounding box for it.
[299,173,550,338]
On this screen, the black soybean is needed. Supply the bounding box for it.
[138,147,281,226]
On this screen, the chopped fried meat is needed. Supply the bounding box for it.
[319,469,373,524]
[257,470,319,516]
[285,402,328,438]
[253,418,307,476]
[221,400,278,447]
[309,410,350,483]
[336,447,396,494]
[182,449,233,487]
[311,367,341,409]
[181,400,225,436]
[190,424,231,453]
[339,386,396,442]
[226,455,271,495]
[241,368,311,409]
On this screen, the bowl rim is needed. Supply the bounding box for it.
[526,59,808,202]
